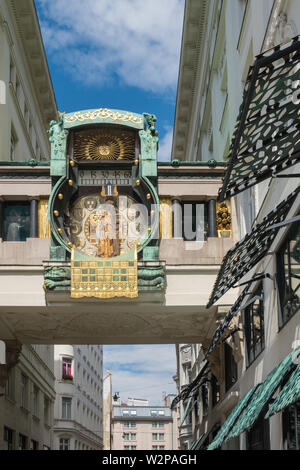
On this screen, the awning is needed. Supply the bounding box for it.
[171,361,209,409]
[179,396,193,427]
[208,347,300,449]
[225,347,300,443]
[207,385,260,450]
[207,187,300,308]
[219,36,300,202]
[265,358,300,419]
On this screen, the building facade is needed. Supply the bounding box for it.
[112,399,178,451]
[53,345,103,450]
[172,0,300,451]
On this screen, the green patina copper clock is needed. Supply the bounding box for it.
[44,109,164,298]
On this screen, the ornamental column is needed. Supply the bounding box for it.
[30,199,38,238]
[208,199,217,238]
[172,199,182,238]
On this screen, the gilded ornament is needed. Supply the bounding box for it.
[57,228,63,234]
[146,193,151,200]
[136,180,141,186]
[54,210,59,217]
[70,160,75,167]
[58,193,64,200]
[68,180,73,186]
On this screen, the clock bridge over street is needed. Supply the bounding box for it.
[0,109,236,377]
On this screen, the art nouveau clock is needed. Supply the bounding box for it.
[44,109,164,299]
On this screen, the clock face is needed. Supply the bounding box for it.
[69,192,148,258]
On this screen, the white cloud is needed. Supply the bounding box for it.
[158,127,173,161]
[36,0,184,93]
[103,345,176,405]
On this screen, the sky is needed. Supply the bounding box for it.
[35,0,185,405]
[35,0,185,162]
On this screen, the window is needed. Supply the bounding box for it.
[283,401,300,450]
[123,433,129,441]
[5,371,14,400]
[62,357,72,379]
[20,373,27,409]
[62,397,72,420]
[130,433,136,441]
[211,374,220,407]
[277,223,300,327]
[124,446,136,450]
[152,433,158,441]
[244,284,265,365]
[152,422,164,428]
[33,386,39,417]
[181,201,208,241]
[122,410,129,416]
[224,343,238,392]
[18,434,27,450]
[4,427,14,450]
[44,397,50,425]
[59,438,70,451]
[3,202,30,241]
[153,445,165,450]
[130,410,137,415]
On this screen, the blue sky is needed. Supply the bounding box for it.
[35,0,185,162]
[35,0,184,404]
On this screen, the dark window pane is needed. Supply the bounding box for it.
[283,401,300,450]
[3,203,30,241]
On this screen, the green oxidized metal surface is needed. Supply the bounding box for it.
[44,265,165,292]
[46,108,160,291]
[225,347,300,443]
[207,385,260,450]
[265,359,300,419]
[63,108,144,130]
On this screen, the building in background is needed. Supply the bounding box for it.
[53,345,103,450]
[0,0,57,451]
[172,0,300,451]
[112,398,178,450]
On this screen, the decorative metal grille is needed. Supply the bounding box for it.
[219,36,300,202]
[207,187,300,308]
[225,347,300,443]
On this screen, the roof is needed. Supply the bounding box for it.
[113,406,172,420]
